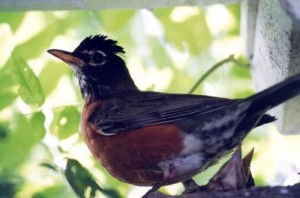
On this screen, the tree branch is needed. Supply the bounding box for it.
[148,183,300,198]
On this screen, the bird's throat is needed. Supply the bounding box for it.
[78,74,138,101]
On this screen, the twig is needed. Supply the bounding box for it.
[188,55,248,94]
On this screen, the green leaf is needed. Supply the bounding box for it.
[0,92,17,111]
[32,184,75,198]
[226,4,241,35]
[39,61,69,96]
[0,12,25,32]
[154,8,212,54]
[0,124,8,141]
[0,60,18,110]
[10,54,45,107]
[30,112,46,140]
[0,169,24,198]
[96,10,134,32]
[13,21,71,60]
[0,59,17,88]
[0,114,38,168]
[65,158,121,198]
[50,106,80,140]
[40,162,61,173]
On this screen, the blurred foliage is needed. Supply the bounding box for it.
[50,106,80,140]
[10,54,45,106]
[154,7,212,54]
[64,158,121,198]
[0,4,299,198]
[0,170,23,198]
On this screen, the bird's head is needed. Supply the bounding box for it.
[48,35,137,100]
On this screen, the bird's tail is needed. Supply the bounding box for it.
[246,73,300,115]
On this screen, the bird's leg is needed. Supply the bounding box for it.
[142,163,177,198]
[182,178,199,193]
[141,179,166,198]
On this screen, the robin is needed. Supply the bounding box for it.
[48,35,300,197]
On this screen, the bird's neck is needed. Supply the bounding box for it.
[78,72,138,101]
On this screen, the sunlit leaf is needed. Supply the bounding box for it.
[32,184,75,198]
[0,92,17,111]
[96,10,134,33]
[65,158,121,198]
[0,12,25,32]
[50,106,80,140]
[0,60,16,88]
[10,54,45,106]
[30,112,46,140]
[226,4,241,35]
[39,61,69,96]
[0,61,18,110]
[154,8,212,54]
[14,21,73,60]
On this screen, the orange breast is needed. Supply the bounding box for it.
[81,100,184,186]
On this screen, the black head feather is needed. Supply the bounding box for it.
[73,35,125,56]
[70,35,138,100]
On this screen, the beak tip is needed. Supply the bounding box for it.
[47,49,57,56]
[47,49,52,55]
[47,49,59,56]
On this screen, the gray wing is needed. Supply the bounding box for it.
[88,91,238,135]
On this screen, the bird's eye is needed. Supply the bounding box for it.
[91,50,106,66]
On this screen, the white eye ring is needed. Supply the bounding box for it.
[90,50,107,66]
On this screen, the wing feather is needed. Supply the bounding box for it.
[88,91,237,135]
